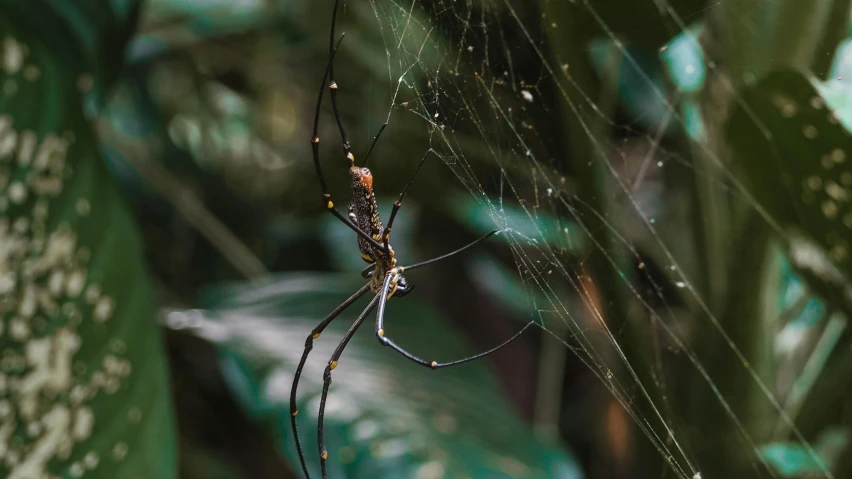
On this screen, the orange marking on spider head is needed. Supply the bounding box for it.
[358,167,373,189]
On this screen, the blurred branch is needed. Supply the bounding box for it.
[97,119,270,280]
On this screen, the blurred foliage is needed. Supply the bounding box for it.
[170,272,582,479]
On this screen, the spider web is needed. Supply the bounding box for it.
[321,1,847,478]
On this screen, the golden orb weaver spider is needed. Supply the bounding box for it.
[288,1,534,477]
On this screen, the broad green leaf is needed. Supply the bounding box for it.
[725,69,852,313]
[0,4,176,479]
[175,272,583,479]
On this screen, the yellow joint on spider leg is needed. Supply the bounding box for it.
[312,332,321,339]
[321,452,328,460]
[378,329,384,337]
[330,361,339,370]
[430,361,438,369]
[329,81,338,89]
[292,409,299,417]
[312,136,320,143]
[326,200,334,209]
[347,152,355,161]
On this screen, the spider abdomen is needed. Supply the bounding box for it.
[349,166,384,264]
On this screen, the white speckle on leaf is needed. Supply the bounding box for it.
[803,125,818,139]
[112,442,128,461]
[0,127,17,159]
[9,318,30,341]
[84,284,100,304]
[71,407,93,441]
[127,407,142,423]
[93,296,115,322]
[806,176,822,190]
[16,130,35,167]
[75,199,90,216]
[2,37,24,74]
[83,451,98,469]
[66,269,85,297]
[822,200,838,218]
[825,182,849,202]
[8,181,26,204]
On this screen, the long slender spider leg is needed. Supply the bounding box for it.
[402,229,499,272]
[311,18,388,253]
[362,123,388,169]
[290,282,371,479]
[360,263,376,278]
[381,148,438,252]
[326,0,352,168]
[375,271,533,369]
[318,294,381,479]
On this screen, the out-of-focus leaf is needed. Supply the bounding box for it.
[760,428,849,477]
[447,193,586,254]
[725,69,852,314]
[660,23,706,94]
[0,3,176,479]
[171,273,582,479]
[589,39,673,134]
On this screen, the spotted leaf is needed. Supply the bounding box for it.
[726,69,852,307]
[0,3,176,479]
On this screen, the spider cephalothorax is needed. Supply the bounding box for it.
[288,1,531,478]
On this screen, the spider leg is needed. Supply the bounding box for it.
[360,263,376,278]
[375,270,533,369]
[311,12,388,253]
[362,123,388,169]
[402,229,499,272]
[381,148,438,252]
[290,282,371,479]
[318,293,381,479]
[326,0,352,169]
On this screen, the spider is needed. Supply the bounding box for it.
[288,2,533,478]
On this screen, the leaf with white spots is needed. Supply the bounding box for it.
[726,69,852,310]
[0,3,176,479]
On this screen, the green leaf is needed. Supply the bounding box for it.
[725,69,852,312]
[446,192,586,254]
[0,4,176,479]
[760,428,849,477]
[178,272,583,479]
